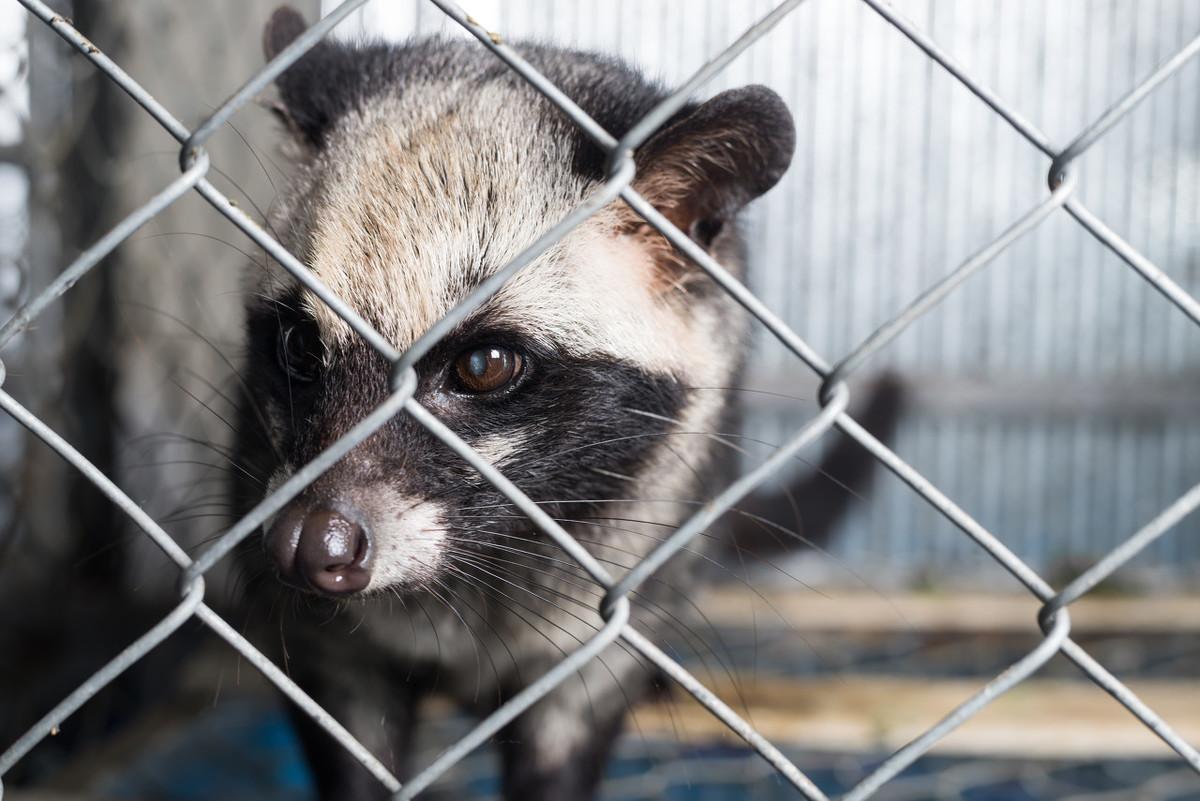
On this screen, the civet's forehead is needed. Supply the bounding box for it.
[266,82,690,374]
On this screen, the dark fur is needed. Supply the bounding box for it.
[244,290,688,528]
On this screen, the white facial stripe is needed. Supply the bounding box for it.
[472,430,529,467]
[483,224,691,374]
[362,491,447,590]
[267,84,586,352]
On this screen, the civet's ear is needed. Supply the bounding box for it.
[262,5,308,61]
[633,86,795,250]
[262,5,360,148]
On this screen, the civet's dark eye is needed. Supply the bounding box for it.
[452,346,524,395]
[277,323,320,382]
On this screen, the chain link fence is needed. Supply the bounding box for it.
[1,0,1199,798]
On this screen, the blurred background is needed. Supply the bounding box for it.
[1,1,1198,799]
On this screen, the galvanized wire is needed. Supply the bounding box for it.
[2,0,1199,799]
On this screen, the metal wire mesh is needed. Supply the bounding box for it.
[2,0,1199,798]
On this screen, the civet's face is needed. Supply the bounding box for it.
[247,9,795,597]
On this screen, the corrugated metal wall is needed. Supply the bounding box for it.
[335,0,1200,588]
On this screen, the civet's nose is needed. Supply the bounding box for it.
[266,505,373,596]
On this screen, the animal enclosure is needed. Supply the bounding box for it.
[1,0,1199,799]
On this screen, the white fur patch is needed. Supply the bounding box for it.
[363,491,447,590]
[471,430,529,467]
[480,226,691,373]
[263,84,586,352]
